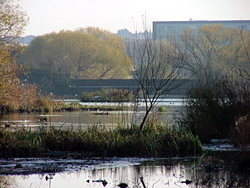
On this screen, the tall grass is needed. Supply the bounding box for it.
[0,127,44,157]
[0,124,202,158]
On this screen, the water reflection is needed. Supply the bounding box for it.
[0,158,193,188]
[2,157,249,188]
[1,156,250,188]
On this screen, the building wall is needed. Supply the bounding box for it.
[153,20,250,40]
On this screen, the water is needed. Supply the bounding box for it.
[1,158,194,188]
[0,103,183,130]
[0,158,172,187]
[1,101,249,188]
[1,156,249,188]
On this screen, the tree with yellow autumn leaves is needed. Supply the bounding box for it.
[20,28,132,94]
[0,0,41,112]
[0,0,28,111]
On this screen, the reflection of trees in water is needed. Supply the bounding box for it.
[85,159,196,187]
[2,157,250,187]
[86,158,250,187]
[185,156,250,188]
[191,171,250,187]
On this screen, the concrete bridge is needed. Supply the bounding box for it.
[71,79,197,97]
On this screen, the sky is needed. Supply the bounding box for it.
[18,0,250,36]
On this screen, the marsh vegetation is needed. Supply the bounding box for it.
[0,123,202,158]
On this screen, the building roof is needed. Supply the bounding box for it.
[153,20,250,24]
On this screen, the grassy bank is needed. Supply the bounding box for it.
[0,125,202,158]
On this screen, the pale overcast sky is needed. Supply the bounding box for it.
[19,0,250,36]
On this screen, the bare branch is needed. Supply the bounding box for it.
[130,30,186,130]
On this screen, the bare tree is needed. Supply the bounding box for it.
[180,25,245,83]
[127,30,187,130]
[238,27,250,82]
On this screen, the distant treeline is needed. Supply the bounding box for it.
[18,25,250,95]
[18,27,133,95]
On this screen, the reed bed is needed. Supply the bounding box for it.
[0,125,202,158]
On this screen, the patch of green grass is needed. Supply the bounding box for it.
[0,125,203,158]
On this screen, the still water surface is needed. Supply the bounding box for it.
[0,104,183,129]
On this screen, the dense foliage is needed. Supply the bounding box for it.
[19,28,132,94]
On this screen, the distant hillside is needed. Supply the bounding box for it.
[16,35,36,45]
[116,29,152,39]
[116,29,134,38]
